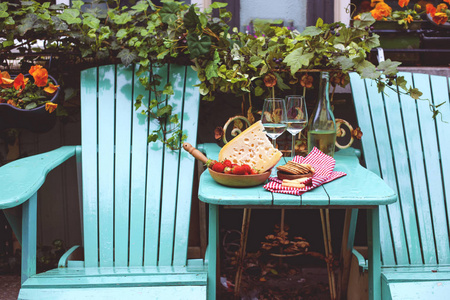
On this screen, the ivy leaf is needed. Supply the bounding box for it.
[72,0,84,10]
[183,5,200,30]
[301,26,322,37]
[148,133,158,143]
[283,48,314,75]
[51,16,68,31]
[135,94,143,110]
[18,14,38,35]
[274,73,290,91]
[83,15,100,29]
[163,83,174,95]
[254,86,264,96]
[59,9,81,25]
[353,12,375,29]
[113,12,132,25]
[116,28,128,39]
[332,56,354,71]
[117,48,137,66]
[160,1,179,24]
[187,33,211,59]
[408,87,422,100]
[205,49,220,80]
[396,76,408,91]
[378,59,401,76]
[25,103,37,110]
[249,56,263,67]
[131,1,149,12]
[315,18,324,28]
[157,104,173,117]
[170,114,179,124]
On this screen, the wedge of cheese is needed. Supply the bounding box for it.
[219,120,282,173]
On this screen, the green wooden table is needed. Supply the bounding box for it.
[198,144,396,300]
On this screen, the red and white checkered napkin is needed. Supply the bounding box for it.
[263,147,347,196]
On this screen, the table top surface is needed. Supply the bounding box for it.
[198,144,397,207]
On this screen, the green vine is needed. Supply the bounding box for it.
[0,0,434,150]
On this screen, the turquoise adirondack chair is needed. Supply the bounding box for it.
[0,64,209,299]
[348,72,450,299]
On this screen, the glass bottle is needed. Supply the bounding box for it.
[307,72,336,157]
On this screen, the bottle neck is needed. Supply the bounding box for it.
[318,72,330,109]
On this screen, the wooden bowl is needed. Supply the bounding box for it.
[208,169,271,187]
[277,171,313,181]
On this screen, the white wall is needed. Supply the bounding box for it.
[240,0,308,32]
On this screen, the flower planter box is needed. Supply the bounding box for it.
[0,75,60,133]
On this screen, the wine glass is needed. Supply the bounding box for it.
[261,97,287,149]
[285,95,308,157]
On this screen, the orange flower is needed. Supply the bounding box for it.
[45,102,58,113]
[437,3,448,12]
[13,73,27,90]
[375,2,392,17]
[353,14,361,20]
[300,73,314,88]
[398,0,409,8]
[29,65,43,76]
[371,0,384,8]
[32,68,48,87]
[0,71,14,88]
[445,0,450,4]
[371,9,383,20]
[43,83,60,95]
[263,73,277,87]
[405,14,414,23]
[433,12,448,25]
[7,99,17,107]
[426,3,436,16]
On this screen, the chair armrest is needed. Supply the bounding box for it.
[58,245,81,268]
[352,248,368,272]
[197,143,221,160]
[0,146,78,209]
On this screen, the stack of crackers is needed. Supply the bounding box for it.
[277,161,315,189]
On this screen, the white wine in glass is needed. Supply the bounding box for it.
[261,98,287,149]
[285,95,308,157]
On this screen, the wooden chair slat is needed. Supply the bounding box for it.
[159,65,185,266]
[413,73,450,264]
[114,65,134,267]
[143,65,167,266]
[383,73,422,265]
[128,65,150,266]
[97,65,116,267]
[366,77,407,265]
[173,66,201,265]
[80,67,99,267]
[397,73,437,265]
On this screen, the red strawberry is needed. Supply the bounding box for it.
[206,159,217,168]
[250,168,259,175]
[232,165,245,175]
[224,167,232,174]
[242,164,252,173]
[223,159,232,168]
[212,162,225,173]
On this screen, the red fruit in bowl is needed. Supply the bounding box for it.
[232,165,245,175]
[242,164,252,173]
[212,162,225,173]
[223,159,232,167]
[224,167,232,174]
[250,168,259,175]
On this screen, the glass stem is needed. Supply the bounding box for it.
[272,138,277,149]
[291,133,296,157]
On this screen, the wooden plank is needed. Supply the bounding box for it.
[414,73,450,265]
[383,73,421,265]
[365,77,407,266]
[80,67,99,267]
[398,73,436,265]
[97,65,115,267]
[159,65,185,266]
[129,64,150,266]
[114,65,134,267]
[173,66,201,266]
[143,64,167,266]
[21,193,37,284]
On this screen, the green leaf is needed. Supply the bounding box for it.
[160,2,179,24]
[377,59,401,76]
[59,9,81,25]
[209,2,228,9]
[113,12,132,25]
[187,33,212,59]
[163,83,174,95]
[83,15,100,29]
[135,94,143,110]
[116,29,128,39]
[148,133,158,143]
[333,56,354,71]
[25,103,37,110]
[408,87,422,100]
[301,26,322,37]
[274,72,290,91]
[170,114,179,123]
[205,49,220,80]
[183,5,200,30]
[72,0,84,10]
[117,48,137,66]
[396,76,408,91]
[283,48,314,75]
[131,0,149,12]
[157,104,173,117]
[249,56,263,67]
[315,18,324,28]
[254,86,264,96]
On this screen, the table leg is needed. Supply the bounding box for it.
[320,208,336,300]
[208,204,219,300]
[338,208,358,300]
[234,208,252,298]
[368,206,381,300]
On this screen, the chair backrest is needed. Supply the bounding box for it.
[80,64,200,268]
[350,72,450,267]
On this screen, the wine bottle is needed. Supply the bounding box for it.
[307,72,336,156]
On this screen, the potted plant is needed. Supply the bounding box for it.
[0,65,60,132]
